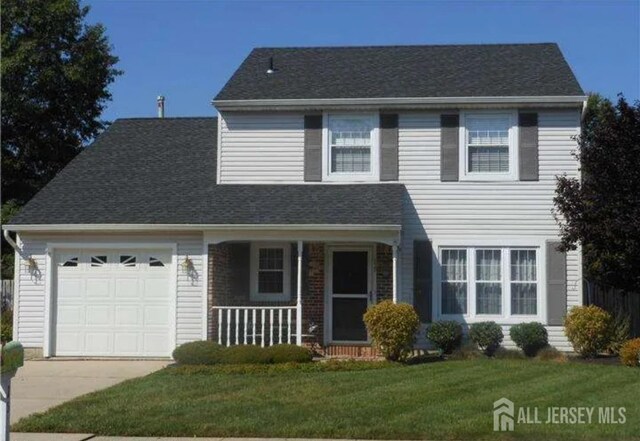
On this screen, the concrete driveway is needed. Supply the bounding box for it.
[10,360,168,424]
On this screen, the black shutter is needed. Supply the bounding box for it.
[519,112,539,181]
[440,114,459,181]
[546,241,567,326]
[380,113,399,181]
[413,240,433,322]
[304,115,323,181]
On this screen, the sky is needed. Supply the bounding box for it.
[85,0,640,121]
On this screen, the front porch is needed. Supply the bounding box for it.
[207,237,399,355]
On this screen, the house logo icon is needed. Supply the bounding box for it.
[494,398,515,431]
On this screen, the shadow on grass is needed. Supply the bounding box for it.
[404,353,444,365]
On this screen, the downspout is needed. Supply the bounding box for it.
[3,229,22,256]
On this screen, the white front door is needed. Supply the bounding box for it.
[54,249,172,357]
[326,246,374,343]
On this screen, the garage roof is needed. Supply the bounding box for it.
[8,118,404,227]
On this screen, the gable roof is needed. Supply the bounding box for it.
[215,43,584,102]
[8,118,403,227]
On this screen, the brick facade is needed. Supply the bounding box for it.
[303,243,325,345]
[375,244,393,302]
[207,243,231,340]
[208,241,393,353]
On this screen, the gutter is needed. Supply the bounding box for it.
[2,223,402,233]
[3,229,21,254]
[581,98,589,123]
[213,95,588,111]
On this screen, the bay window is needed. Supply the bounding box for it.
[441,249,467,314]
[510,249,538,315]
[439,247,539,320]
[475,249,502,315]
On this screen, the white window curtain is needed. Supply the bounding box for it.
[467,116,510,173]
[475,249,502,314]
[510,250,537,315]
[441,249,467,314]
[329,116,373,173]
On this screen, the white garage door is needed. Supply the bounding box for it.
[54,249,173,357]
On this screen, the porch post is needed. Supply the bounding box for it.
[392,244,399,303]
[296,240,303,345]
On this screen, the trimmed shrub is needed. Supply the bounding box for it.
[264,344,313,363]
[469,321,504,356]
[1,308,12,345]
[172,342,312,365]
[564,305,612,357]
[426,321,462,355]
[608,310,631,355]
[363,300,420,361]
[493,347,526,359]
[222,345,273,364]
[509,322,548,357]
[449,343,482,360]
[536,346,568,363]
[619,338,640,367]
[172,341,224,365]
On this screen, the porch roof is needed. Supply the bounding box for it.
[7,118,404,229]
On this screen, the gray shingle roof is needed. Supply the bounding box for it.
[9,118,403,226]
[215,43,584,101]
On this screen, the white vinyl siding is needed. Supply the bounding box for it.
[14,237,48,346]
[218,112,304,183]
[399,109,582,349]
[13,233,206,350]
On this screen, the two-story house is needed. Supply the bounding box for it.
[4,43,586,358]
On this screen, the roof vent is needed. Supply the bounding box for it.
[157,95,165,118]
[266,57,275,74]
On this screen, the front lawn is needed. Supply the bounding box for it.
[13,359,639,440]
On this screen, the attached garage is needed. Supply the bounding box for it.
[53,248,174,357]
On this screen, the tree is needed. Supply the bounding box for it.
[554,94,640,293]
[1,0,121,276]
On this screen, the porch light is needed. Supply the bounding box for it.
[25,256,41,280]
[181,255,194,271]
[181,255,199,282]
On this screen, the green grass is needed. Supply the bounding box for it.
[13,359,640,440]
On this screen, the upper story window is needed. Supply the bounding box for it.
[324,114,379,181]
[460,111,517,181]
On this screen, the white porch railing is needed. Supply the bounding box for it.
[212,306,299,347]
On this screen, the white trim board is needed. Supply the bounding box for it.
[204,229,401,246]
[4,224,401,233]
[213,95,587,110]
